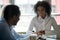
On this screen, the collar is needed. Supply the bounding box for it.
[38,16,48,21]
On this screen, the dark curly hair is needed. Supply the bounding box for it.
[34,1,51,17]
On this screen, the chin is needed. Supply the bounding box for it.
[13,22,18,25]
[13,23,17,25]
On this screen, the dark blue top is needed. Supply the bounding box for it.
[0,17,16,40]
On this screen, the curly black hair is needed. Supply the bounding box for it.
[34,1,51,17]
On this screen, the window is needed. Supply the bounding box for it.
[0,0,9,18]
[51,5,56,13]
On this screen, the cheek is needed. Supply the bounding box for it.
[13,19,18,25]
[13,18,19,23]
[15,19,18,22]
[37,12,43,16]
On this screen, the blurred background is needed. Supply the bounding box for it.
[0,0,60,33]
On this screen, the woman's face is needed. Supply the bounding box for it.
[37,6,46,19]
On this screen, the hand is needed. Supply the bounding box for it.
[36,30,45,36]
[36,31,42,36]
[42,30,45,34]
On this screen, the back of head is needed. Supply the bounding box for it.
[3,5,20,21]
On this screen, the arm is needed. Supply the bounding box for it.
[11,28,25,38]
[11,27,30,40]
[52,17,58,32]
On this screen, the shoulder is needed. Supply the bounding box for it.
[0,22,8,29]
[49,17,56,23]
[0,22,7,26]
[50,17,55,20]
[30,16,38,24]
[32,16,37,21]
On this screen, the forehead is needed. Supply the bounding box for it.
[37,6,45,9]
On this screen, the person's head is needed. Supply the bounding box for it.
[34,1,51,18]
[3,5,20,26]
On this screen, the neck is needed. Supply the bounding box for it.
[41,16,46,19]
[41,17,45,19]
[41,15,47,19]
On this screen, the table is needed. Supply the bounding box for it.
[46,35,60,40]
[30,35,60,40]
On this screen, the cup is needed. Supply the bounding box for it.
[30,34,37,40]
